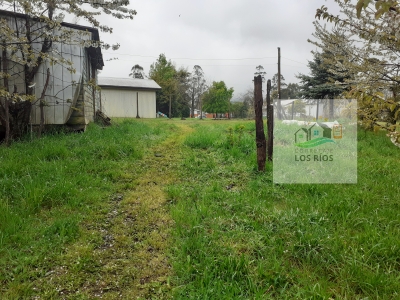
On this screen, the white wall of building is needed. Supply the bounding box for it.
[101,88,156,118]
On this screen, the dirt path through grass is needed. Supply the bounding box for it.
[87,122,192,299]
[115,122,192,298]
[33,122,193,299]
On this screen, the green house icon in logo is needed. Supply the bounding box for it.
[294,128,309,143]
[317,122,333,138]
[294,122,338,148]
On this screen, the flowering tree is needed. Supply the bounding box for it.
[0,0,136,144]
[315,0,400,145]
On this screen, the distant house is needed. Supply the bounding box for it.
[98,77,161,118]
[192,109,213,119]
[0,9,104,131]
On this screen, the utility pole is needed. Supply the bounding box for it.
[267,79,273,161]
[199,95,203,120]
[278,47,281,120]
[169,94,172,119]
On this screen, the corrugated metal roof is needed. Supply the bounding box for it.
[98,77,161,90]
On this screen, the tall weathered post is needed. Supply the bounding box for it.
[254,75,266,171]
[277,47,282,120]
[266,79,274,161]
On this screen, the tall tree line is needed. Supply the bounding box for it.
[139,55,209,118]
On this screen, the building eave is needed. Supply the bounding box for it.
[100,85,161,91]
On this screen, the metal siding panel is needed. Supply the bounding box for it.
[139,91,156,118]
[46,63,56,124]
[62,47,74,123]
[31,62,46,124]
[52,61,66,124]
[2,15,98,126]
[102,89,135,118]
[101,89,156,118]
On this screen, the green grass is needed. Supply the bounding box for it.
[169,120,400,299]
[0,119,174,298]
[1,118,399,299]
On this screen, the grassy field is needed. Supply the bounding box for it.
[1,118,399,299]
[169,120,400,299]
[0,119,177,299]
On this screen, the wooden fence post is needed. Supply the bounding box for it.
[254,75,266,171]
[267,79,273,161]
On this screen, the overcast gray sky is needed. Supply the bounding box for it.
[94,0,340,100]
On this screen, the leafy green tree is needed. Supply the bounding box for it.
[254,65,267,82]
[129,64,145,79]
[281,83,301,99]
[286,99,306,117]
[237,89,254,118]
[202,81,234,117]
[174,67,191,117]
[297,51,343,119]
[187,65,206,117]
[297,24,353,100]
[230,101,248,118]
[297,52,345,100]
[149,54,191,117]
[297,23,355,118]
[271,73,286,91]
[271,73,287,101]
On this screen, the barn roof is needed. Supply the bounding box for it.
[98,77,162,90]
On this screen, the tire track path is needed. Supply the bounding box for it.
[94,122,193,299]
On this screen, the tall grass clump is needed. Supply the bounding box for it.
[184,124,222,149]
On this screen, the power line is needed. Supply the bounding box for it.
[103,52,310,68]
[282,56,308,65]
[282,64,308,68]
[103,51,277,61]
[104,58,278,67]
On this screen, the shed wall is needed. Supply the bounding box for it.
[101,89,156,118]
[0,14,98,126]
[30,38,92,125]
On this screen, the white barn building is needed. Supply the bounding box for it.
[98,77,161,119]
